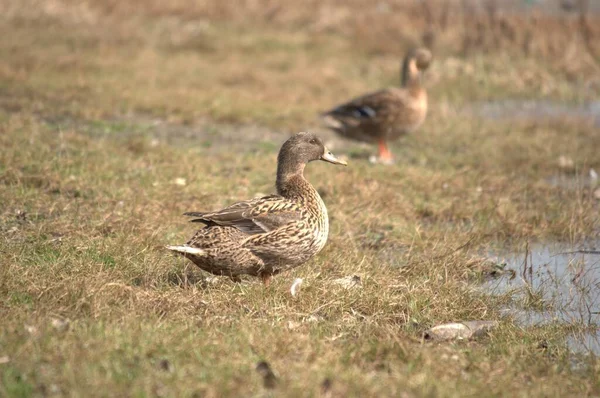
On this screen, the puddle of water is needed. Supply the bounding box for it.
[42,113,352,155]
[483,242,600,355]
[567,330,600,357]
[467,100,600,127]
[42,114,293,153]
[545,171,599,191]
[458,0,600,15]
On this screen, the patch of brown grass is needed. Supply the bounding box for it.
[1,104,599,395]
[1,1,600,395]
[30,0,600,67]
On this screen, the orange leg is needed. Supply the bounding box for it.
[261,273,272,287]
[377,139,394,163]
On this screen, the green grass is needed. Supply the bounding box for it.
[1,1,600,396]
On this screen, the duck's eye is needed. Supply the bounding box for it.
[309,139,317,145]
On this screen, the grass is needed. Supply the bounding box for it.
[1,0,600,396]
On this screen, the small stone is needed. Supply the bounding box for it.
[173,178,187,186]
[0,356,9,364]
[15,210,27,221]
[24,325,39,337]
[321,378,333,396]
[424,321,498,341]
[290,278,303,297]
[305,315,323,323]
[51,318,70,332]
[203,276,220,285]
[158,359,173,372]
[367,154,394,165]
[256,361,277,389]
[332,275,362,289]
[594,188,600,200]
[467,256,509,277]
[558,155,575,170]
[287,321,300,330]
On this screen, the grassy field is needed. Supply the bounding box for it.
[1,0,600,396]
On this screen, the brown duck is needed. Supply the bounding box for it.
[166,132,347,286]
[321,47,432,164]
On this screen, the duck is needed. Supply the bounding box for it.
[166,132,347,286]
[321,47,432,164]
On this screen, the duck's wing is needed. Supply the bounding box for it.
[184,195,302,235]
[322,89,406,128]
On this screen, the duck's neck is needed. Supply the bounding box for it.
[278,174,315,200]
[276,160,310,198]
[401,58,421,91]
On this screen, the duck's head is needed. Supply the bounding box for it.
[401,47,433,85]
[277,132,347,180]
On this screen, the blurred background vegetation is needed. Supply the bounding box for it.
[1,1,600,396]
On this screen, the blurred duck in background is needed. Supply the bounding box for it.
[321,47,432,164]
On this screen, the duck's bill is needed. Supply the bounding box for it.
[321,149,347,166]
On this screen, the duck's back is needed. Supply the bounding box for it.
[322,87,427,143]
[243,177,329,271]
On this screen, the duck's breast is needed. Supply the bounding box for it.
[309,191,329,254]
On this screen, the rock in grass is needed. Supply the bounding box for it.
[466,256,512,279]
[558,155,575,171]
[332,275,362,289]
[24,325,39,337]
[255,360,277,389]
[158,359,173,373]
[290,278,303,297]
[424,321,498,341]
[321,378,333,396]
[51,318,70,332]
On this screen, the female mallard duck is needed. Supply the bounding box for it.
[166,132,347,286]
[321,47,432,164]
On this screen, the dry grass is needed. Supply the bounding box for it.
[1,0,600,396]
[1,0,599,128]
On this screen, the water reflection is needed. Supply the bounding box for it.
[484,243,600,355]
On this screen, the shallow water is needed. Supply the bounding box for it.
[483,242,600,355]
[545,171,599,190]
[467,100,600,127]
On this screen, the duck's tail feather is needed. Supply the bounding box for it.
[183,212,214,224]
[321,113,344,130]
[166,245,206,256]
[183,212,205,217]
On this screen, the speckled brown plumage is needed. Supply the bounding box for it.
[322,47,432,163]
[166,132,347,285]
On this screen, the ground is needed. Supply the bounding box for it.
[1,0,600,396]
